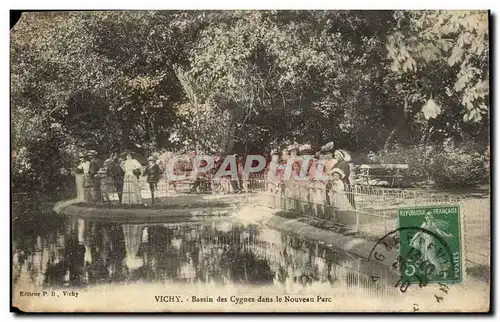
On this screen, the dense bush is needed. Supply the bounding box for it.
[12,127,76,194]
[10,12,489,193]
[376,144,432,183]
[377,140,489,188]
[429,139,489,188]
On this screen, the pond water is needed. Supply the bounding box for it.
[12,201,398,299]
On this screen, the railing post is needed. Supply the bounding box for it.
[284,184,288,211]
[280,183,285,210]
[356,208,360,234]
[382,188,387,235]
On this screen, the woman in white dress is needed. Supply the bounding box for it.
[121,152,143,204]
[75,152,91,202]
[266,150,280,193]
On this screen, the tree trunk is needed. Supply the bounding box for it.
[153,117,161,149]
[144,113,151,145]
[383,97,410,152]
[121,111,134,151]
[383,128,398,152]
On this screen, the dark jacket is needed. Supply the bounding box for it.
[333,160,351,184]
[143,164,161,183]
[89,158,103,179]
[106,161,124,182]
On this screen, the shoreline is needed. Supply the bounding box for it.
[52,196,489,281]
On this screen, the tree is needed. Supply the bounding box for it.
[11,10,490,192]
[385,10,489,146]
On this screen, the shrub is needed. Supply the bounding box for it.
[429,139,489,188]
[375,140,489,188]
[375,144,432,183]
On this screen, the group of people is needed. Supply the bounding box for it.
[74,141,356,211]
[265,142,356,211]
[75,150,161,205]
[155,150,258,194]
[74,148,254,205]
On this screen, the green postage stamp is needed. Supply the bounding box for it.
[398,205,463,285]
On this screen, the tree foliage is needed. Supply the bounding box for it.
[10,10,490,191]
[385,10,489,143]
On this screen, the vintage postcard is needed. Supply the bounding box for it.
[11,10,490,313]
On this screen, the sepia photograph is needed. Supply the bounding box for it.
[10,8,490,313]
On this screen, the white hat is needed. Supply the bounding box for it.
[340,149,352,162]
[334,149,345,158]
[321,142,335,153]
[86,150,98,156]
[335,149,352,162]
[299,144,312,153]
[329,168,345,179]
[287,144,299,152]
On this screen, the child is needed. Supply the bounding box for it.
[266,149,281,194]
[143,156,161,204]
[328,168,352,211]
[97,163,111,203]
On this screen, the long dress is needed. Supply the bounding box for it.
[121,159,143,204]
[333,160,356,209]
[286,162,301,211]
[328,180,352,211]
[266,161,282,194]
[309,159,326,217]
[324,159,337,208]
[75,161,90,202]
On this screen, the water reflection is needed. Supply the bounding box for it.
[13,210,394,296]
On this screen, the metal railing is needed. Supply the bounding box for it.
[74,173,266,206]
[72,173,490,271]
[254,183,385,235]
[253,183,490,272]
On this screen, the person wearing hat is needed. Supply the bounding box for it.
[143,155,161,204]
[297,144,314,212]
[333,149,355,208]
[309,149,326,217]
[266,149,281,194]
[298,144,315,177]
[287,143,299,156]
[121,151,143,204]
[327,168,352,211]
[318,142,338,216]
[98,158,113,203]
[288,144,301,179]
[281,148,289,163]
[284,144,302,211]
[87,150,104,203]
[103,152,124,203]
[235,154,248,193]
[75,152,91,202]
[320,142,337,174]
